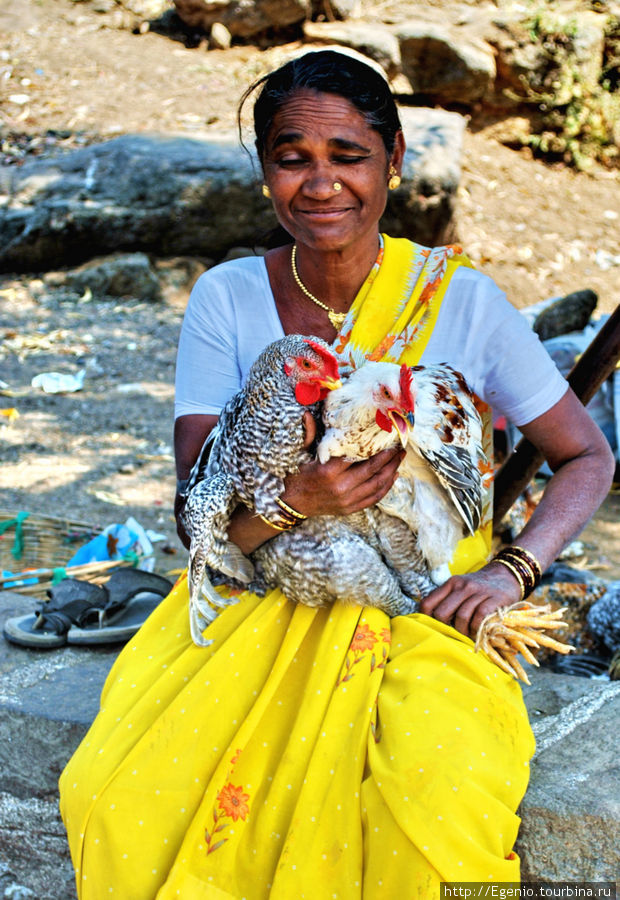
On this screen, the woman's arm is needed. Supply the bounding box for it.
[419,388,615,638]
[174,413,219,548]
[174,411,405,552]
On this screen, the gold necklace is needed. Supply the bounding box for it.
[290,244,347,330]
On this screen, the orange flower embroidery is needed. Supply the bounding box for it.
[368,333,397,361]
[417,275,441,308]
[334,328,353,354]
[477,458,495,488]
[337,624,387,685]
[473,394,490,416]
[379,627,391,644]
[350,624,378,653]
[205,774,251,856]
[217,783,250,822]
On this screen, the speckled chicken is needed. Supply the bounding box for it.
[181,350,432,644]
[318,361,486,584]
[180,334,341,645]
[253,363,435,614]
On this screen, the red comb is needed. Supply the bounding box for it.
[304,338,340,380]
[399,364,414,412]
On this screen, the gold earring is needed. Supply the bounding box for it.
[388,165,401,191]
[333,181,342,192]
[262,184,271,198]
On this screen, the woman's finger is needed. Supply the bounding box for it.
[421,577,480,626]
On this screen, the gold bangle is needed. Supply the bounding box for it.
[497,551,536,594]
[275,497,307,521]
[493,557,526,602]
[257,513,292,533]
[496,547,539,595]
[508,545,543,581]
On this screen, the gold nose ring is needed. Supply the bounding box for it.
[333,182,342,192]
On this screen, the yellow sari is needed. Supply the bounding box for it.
[60,236,534,899]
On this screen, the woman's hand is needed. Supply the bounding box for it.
[226,447,405,556]
[419,562,524,640]
[282,447,406,518]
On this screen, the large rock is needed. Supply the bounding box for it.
[395,20,496,103]
[0,113,465,274]
[302,21,401,78]
[66,0,173,31]
[173,0,310,37]
[51,251,163,300]
[519,670,620,879]
[381,106,465,244]
[491,8,608,107]
[0,134,274,273]
[0,591,118,900]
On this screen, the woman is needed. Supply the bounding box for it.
[60,51,614,898]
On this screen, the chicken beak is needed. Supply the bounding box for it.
[319,376,343,392]
[388,410,414,446]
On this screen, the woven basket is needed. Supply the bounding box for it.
[0,510,134,597]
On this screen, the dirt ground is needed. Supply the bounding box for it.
[1,0,619,583]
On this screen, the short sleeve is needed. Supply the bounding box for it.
[424,268,569,427]
[174,269,242,418]
[472,288,569,426]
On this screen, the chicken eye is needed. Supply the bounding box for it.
[381,386,392,400]
[301,359,313,370]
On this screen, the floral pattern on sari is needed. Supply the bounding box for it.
[204,749,251,855]
[336,623,391,687]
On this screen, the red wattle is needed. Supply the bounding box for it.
[296,382,320,405]
[375,409,393,433]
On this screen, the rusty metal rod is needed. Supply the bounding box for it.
[493,303,620,527]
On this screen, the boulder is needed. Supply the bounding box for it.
[380,106,466,244]
[395,20,496,103]
[491,8,607,107]
[0,113,466,274]
[302,21,401,78]
[0,134,274,273]
[0,590,118,900]
[173,0,310,38]
[311,0,360,19]
[518,670,620,880]
[66,0,173,30]
[48,252,163,300]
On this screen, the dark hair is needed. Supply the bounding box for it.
[238,50,402,162]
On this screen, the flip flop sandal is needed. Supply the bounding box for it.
[3,579,110,649]
[66,568,173,645]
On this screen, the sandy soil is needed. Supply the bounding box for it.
[0,0,619,582]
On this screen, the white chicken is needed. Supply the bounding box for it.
[318,361,486,584]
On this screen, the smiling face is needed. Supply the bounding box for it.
[261,90,403,253]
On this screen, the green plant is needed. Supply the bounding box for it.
[507,10,619,170]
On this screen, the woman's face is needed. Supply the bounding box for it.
[261,89,403,253]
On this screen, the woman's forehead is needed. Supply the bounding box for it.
[265,90,378,148]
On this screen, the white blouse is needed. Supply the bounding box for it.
[175,255,567,426]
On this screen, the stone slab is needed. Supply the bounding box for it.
[519,670,620,881]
